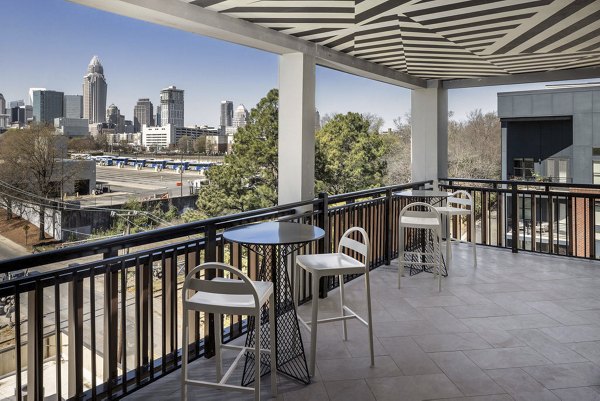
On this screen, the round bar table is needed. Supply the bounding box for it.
[395,189,451,276]
[223,221,325,385]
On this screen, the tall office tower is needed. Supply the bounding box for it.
[156,105,161,127]
[63,95,83,118]
[0,94,7,129]
[133,98,154,132]
[315,109,321,131]
[106,104,120,126]
[83,55,107,123]
[32,90,64,124]
[0,93,5,114]
[160,86,184,127]
[232,104,249,128]
[220,100,234,127]
[28,88,46,105]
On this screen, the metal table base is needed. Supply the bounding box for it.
[240,243,310,386]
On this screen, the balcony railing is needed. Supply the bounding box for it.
[2,177,599,401]
[439,178,600,259]
[0,180,431,401]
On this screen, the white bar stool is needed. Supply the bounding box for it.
[181,262,277,401]
[398,202,443,291]
[294,227,374,377]
[434,190,477,270]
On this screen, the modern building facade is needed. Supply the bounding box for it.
[63,95,83,119]
[82,55,107,124]
[133,98,154,132]
[160,86,184,127]
[498,85,600,185]
[220,100,233,129]
[106,104,119,126]
[0,93,5,115]
[54,117,89,138]
[156,105,161,127]
[32,90,64,124]
[0,94,7,130]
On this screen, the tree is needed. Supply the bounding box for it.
[194,89,279,217]
[177,135,194,154]
[0,124,72,240]
[315,112,387,194]
[68,136,97,152]
[384,114,412,185]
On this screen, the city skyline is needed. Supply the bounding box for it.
[2,0,599,130]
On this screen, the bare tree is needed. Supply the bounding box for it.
[0,124,73,240]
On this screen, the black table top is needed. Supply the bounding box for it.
[394,189,451,198]
[223,221,325,246]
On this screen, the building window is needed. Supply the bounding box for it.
[514,158,534,179]
[546,159,569,183]
[594,161,600,185]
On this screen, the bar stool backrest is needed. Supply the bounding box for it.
[182,262,260,310]
[338,227,370,272]
[447,190,473,210]
[399,201,441,220]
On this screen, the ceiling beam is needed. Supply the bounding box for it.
[442,66,600,89]
[68,0,427,89]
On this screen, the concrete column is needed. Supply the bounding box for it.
[278,53,316,205]
[411,86,448,182]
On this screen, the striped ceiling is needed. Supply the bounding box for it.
[183,0,600,81]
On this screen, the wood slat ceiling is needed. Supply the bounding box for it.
[184,0,600,81]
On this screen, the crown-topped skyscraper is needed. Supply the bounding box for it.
[82,56,107,124]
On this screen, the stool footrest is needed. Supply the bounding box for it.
[183,378,254,393]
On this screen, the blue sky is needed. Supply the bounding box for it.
[1,0,595,129]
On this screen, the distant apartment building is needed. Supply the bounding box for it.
[33,90,64,124]
[142,124,218,150]
[498,85,600,184]
[63,95,83,118]
[83,56,107,123]
[133,98,154,132]
[160,86,184,127]
[54,117,89,138]
[0,94,7,130]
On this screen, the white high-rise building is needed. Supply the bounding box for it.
[160,86,184,127]
[82,56,107,124]
[232,104,249,128]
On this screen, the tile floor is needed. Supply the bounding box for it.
[124,245,600,401]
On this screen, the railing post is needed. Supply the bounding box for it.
[589,197,595,259]
[136,258,151,379]
[385,187,393,265]
[27,282,44,401]
[68,276,84,399]
[511,183,518,253]
[204,224,217,358]
[103,252,119,392]
[318,192,329,298]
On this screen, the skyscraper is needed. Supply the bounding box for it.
[232,104,249,128]
[0,93,5,114]
[83,56,107,124]
[220,100,233,128]
[160,86,184,127]
[133,98,154,132]
[64,95,83,118]
[32,90,64,124]
[156,105,161,127]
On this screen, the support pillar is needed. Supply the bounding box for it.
[278,53,316,205]
[411,86,448,183]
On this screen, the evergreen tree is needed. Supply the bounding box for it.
[195,89,279,217]
[315,112,388,194]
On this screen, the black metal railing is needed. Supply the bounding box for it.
[0,180,430,401]
[439,178,600,259]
